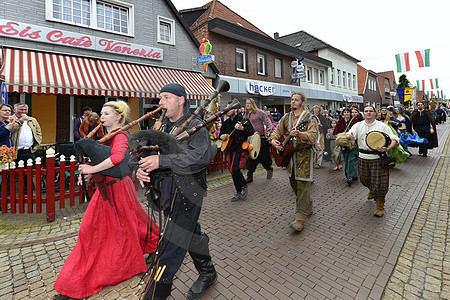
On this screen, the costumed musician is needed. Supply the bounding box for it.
[269,92,318,232]
[244,98,274,183]
[54,100,159,299]
[346,105,399,217]
[410,101,438,157]
[219,100,254,202]
[136,83,217,300]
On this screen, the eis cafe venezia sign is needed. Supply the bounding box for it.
[0,19,163,60]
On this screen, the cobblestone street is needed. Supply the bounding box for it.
[0,123,448,300]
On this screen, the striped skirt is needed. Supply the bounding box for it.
[358,158,390,200]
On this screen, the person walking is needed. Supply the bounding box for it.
[270,92,318,232]
[346,106,399,217]
[54,100,159,299]
[136,83,218,300]
[410,101,438,157]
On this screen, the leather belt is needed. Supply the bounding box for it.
[105,176,127,186]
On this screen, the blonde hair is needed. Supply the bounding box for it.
[245,98,258,113]
[103,100,130,126]
[291,92,306,102]
[87,112,100,123]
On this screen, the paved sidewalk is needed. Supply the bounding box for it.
[0,123,448,299]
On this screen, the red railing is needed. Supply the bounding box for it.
[1,147,228,221]
[0,148,94,222]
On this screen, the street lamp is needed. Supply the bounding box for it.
[389,91,396,106]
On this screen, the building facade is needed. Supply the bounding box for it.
[0,0,216,143]
[180,1,338,116]
[278,30,363,112]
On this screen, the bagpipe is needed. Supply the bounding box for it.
[73,79,231,179]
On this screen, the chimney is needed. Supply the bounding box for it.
[274,32,279,40]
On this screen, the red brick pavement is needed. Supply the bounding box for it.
[172,124,448,300]
[0,124,447,299]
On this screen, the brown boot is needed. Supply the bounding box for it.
[367,191,374,200]
[290,213,307,232]
[266,167,273,179]
[374,199,385,217]
[246,172,253,183]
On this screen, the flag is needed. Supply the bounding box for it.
[437,91,440,98]
[422,80,425,91]
[416,80,425,91]
[415,49,430,68]
[430,79,434,89]
[395,53,410,72]
[416,80,420,91]
[404,88,413,102]
[435,78,439,89]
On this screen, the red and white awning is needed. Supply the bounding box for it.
[1,48,215,100]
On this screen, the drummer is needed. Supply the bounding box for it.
[244,98,274,183]
[346,106,399,217]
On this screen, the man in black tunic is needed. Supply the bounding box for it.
[137,83,217,300]
[410,101,438,157]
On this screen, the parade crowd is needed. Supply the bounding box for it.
[0,87,448,299]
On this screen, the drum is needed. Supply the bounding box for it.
[242,132,261,159]
[365,131,391,150]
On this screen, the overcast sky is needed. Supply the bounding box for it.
[172,0,449,99]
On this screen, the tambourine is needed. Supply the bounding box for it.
[365,131,391,150]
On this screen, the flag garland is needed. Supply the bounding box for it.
[414,49,430,68]
[395,49,431,72]
[395,53,410,72]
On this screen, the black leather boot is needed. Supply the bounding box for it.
[186,233,218,300]
[144,281,172,300]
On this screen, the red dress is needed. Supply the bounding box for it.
[54,133,159,298]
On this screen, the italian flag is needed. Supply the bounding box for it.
[416,80,425,91]
[415,49,430,68]
[395,53,410,72]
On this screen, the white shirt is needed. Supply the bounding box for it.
[347,119,400,160]
[17,118,34,150]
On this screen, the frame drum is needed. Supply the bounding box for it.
[365,131,391,150]
[248,132,261,159]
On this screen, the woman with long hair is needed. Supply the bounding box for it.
[333,108,359,186]
[54,101,159,299]
[79,111,105,140]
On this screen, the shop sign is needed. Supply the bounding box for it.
[246,81,275,96]
[0,19,163,60]
[343,94,352,102]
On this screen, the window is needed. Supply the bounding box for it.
[307,66,312,83]
[319,70,324,85]
[236,48,246,72]
[257,54,266,75]
[330,68,334,85]
[46,0,134,36]
[342,71,346,87]
[97,1,129,34]
[158,16,175,45]
[348,73,351,89]
[337,69,341,86]
[313,68,319,84]
[274,58,282,78]
[353,75,356,90]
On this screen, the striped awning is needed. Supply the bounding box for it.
[0,48,215,100]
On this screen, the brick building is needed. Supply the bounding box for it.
[180,0,335,115]
[0,0,216,143]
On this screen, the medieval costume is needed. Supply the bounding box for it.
[54,131,159,298]
[410,108,438,157]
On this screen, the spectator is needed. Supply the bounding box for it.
[12,103,42,165]
[79,112,104,140]
[73,106,92,141]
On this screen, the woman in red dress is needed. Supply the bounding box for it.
[54,101,159,299]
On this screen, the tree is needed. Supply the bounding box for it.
[397,74,411,88]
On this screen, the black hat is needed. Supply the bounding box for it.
[160,83,187,99]
[82,106,92,112]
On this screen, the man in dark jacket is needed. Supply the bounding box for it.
[410,101,438,157]
[220,101,254,202]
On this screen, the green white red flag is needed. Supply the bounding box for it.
[415,49,430,68]
[395,53,410,72]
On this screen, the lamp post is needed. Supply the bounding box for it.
[389,91,396,106]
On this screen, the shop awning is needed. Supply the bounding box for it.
[1,48,215,100]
